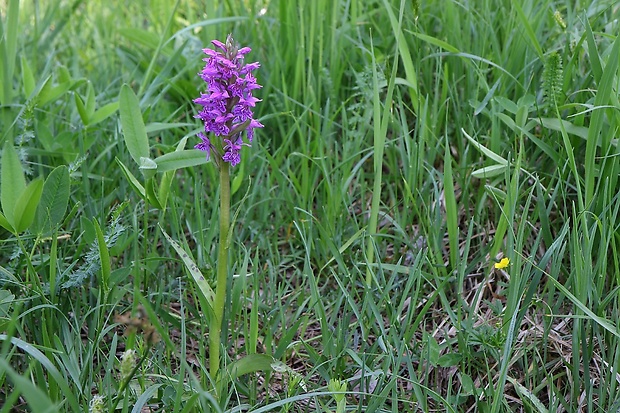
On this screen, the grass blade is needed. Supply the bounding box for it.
[584,33,620,207]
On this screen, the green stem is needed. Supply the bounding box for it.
[210,161,231,391]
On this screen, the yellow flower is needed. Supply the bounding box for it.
[494,257,510,269]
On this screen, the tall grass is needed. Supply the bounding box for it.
[1,0,619,411]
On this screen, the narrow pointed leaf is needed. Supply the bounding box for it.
[443,140,458,267]
[115,157,146,199]
[159,225,215,309]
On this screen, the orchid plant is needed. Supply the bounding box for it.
[193,34,263,385]
[118,33,267,402]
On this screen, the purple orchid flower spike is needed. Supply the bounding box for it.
[194,34,263,167]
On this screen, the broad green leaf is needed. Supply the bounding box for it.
[472,164,508,179]
[13,178,44,233]
[57,66,71,84]
[496,112,518,132]
[226,354,275,381]
[32,166,70,235]
[515,100,531,129]
[485,184,507,201]
[158,170,174,210]
[437,353,462,367]
[115,157,146,199]
[495,117,535,142]
[495,96,518,114]
[535,118,589,141]
[154,149,208,173]
[1,141,26,226]
[119,84,150,164]
[460,373,475,395]
[38,78,73,106]
[159,225,215,309]
[20,55,35,97]
[89,101,119,126]
[80,215,96,244]
[424,333,440,366]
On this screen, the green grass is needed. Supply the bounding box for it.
[1,0,620,411]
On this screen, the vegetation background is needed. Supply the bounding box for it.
[1,0,620,412]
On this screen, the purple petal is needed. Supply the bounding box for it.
[211,39,226,51]
[194,133,212,160]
